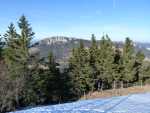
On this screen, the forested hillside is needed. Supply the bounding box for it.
[1,16,150,113]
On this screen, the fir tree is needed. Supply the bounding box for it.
[89,34,98,89]
[3,16,35,107]
[112,44,124,85]
[122,37,136,82]
[139,61,150,83]
[69,40,92,97]
[4,23,18,71]
[46,52,61,103]
[96,35,114,89]
[135,51,145,82]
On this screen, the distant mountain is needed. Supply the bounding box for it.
[31,36,150,64]
[31,36,91,63]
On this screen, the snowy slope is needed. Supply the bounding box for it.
[10,93,150,113]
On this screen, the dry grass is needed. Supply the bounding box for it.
[81,85,150,100]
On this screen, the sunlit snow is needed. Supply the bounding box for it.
[10,93,150,113]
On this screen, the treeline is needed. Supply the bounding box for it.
[0,16,150,112]
[69,34,150,96]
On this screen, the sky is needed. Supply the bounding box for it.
[0,0,150,42]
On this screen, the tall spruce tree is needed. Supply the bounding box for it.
[17,15,34,73]
[96,35,114,89]
[4,15,35,107]
[135,51,145,82]
[69,40,92,97]
[68,47,82,98]
[104,35,114,85]
[17,15,36,106]
[1,25,21,112]
[122,37,136,83]
[4,23,25,107]
[139,61,150,83]
[112,44,124,85]
[79,41,93,93]
[4,23,19,75]
[45,52,61,103]
[89,34,98,89]
[59,68,78,101]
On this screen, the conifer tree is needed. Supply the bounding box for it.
[4,23,26,107]
[96,35,114,89]
[17,15,34,74]
[29,52,62,104]
[45,52,61,103]
[135,51,145,81]
[112,44,124,85]
[69,40,92,96]
[4,23,20,77]
[79,41,92,92]
[89,34,98,89]
[60,68,78,101]
[1,32,21,112]
[3,16,35,106]
[17,15,37,105]
[104,35,114,84]
[122,37,136,82]
[139,61,150,83]
[68,47,82,97]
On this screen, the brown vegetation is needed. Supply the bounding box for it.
[81,85,150,100]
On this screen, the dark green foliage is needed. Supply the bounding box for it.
[139,61,150,83]
[89,34,98,89]
[18,15,34,48]
[122,38,136,82]
[94,35,114,89]
[112,44,124,82]
[44,52,61,103]
[0,34,19,112]
[0,16,36,112]
[69,40,93,97]
[134,51,145,82]
[60,69,78,101]
[68,35,147,92]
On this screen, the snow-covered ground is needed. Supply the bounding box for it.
[10,93,150,113]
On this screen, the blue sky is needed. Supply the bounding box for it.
[0,0,150,42]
